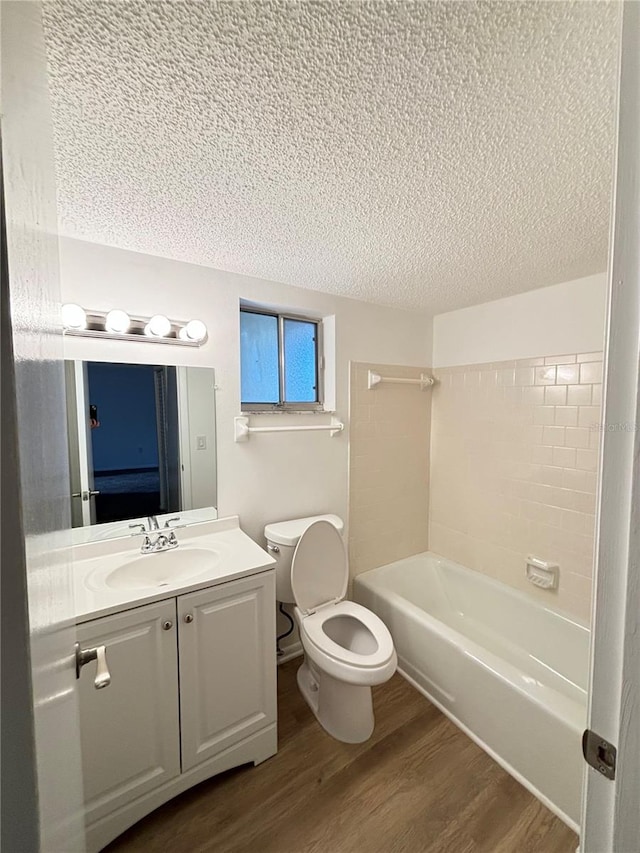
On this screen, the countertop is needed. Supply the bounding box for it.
[72,516,276,623]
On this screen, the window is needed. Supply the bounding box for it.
[240,307,322,411]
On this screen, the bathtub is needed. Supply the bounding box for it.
[353,552,589,831]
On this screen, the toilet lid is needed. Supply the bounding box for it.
[291,520,348,613]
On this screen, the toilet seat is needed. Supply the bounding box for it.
[301,600,395,669]
[291,521,397,684]
[291,520,349,615]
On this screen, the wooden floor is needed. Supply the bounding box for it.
[106,660,577,853]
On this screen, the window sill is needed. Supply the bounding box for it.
[240,407,334,415]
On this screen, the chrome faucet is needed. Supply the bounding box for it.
[131,516,182,550]
[140,530,179,554]
[130,516,176,536]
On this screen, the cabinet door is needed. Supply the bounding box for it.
[77,600,180,826]
[178,572,276,771]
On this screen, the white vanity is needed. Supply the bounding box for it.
[73,516,277,852]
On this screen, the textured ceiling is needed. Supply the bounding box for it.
[43,1,620,314]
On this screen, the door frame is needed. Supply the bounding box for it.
[69,360,97,526]
[0,138,40,853]
[581,3,640,850]
[1,2,86,849]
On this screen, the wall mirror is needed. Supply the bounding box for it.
[64,361,217,540]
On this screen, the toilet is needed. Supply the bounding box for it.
[264,515,397,743]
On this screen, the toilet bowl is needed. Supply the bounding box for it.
[264,516,397,743]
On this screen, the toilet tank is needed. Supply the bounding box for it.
[264,514,344,603]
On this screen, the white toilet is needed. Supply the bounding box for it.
[264,515,397,743]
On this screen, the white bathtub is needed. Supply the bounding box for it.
[353,551,589,831]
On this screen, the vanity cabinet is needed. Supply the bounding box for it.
[178,576,277,771]
[77,599,181,828]
[78,570,277,852]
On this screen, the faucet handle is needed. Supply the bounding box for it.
[129,523,146,535]
[163,517,181,528]
[140,534,154,553]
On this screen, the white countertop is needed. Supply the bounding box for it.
[72,516,276,623]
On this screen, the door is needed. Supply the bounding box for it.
[77,600,180,827]
[178,572,277,772]
[581,4,640,851]
[2,2,86,849]
[155,366,182,514]
[65,360,85,528]
[66,360,98,526]
[177,366,193,510]
[177,367,218,513]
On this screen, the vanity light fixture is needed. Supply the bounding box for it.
[144,314,172,338]
[61,303,87,330]
[62,306,208,347]
[179,319,208,343]
[104,309,131,334]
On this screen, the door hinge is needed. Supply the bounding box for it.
[582,729,616,780]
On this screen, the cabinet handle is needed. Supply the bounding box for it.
[184,613,194,624]
[162,620,173,631]
[75,642,111,689]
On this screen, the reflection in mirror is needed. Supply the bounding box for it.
[65,361,217,536]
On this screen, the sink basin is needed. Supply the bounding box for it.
[104,547,219,590]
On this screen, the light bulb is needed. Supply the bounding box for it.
[61,303,87,330]
[144,314,171,337]
[104,309,130,334]
[179,319,207,342]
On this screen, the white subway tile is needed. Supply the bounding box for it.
[544,354,577,365]
[543,425,565,446]
[545,385,567,406]
[578,406,601,429]
[555,406,578,427]
[535,365,557,385]
[534,406,555,426]
[552,446,576,468]
[567,384,592,406]
[580,362,603,384]
[577,352,604,363]
[556,364,580,385]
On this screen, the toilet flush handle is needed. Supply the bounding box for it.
[267,544,280,554]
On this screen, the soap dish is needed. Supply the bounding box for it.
[526,556,559,590]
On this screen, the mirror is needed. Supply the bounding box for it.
[65,361,217,540]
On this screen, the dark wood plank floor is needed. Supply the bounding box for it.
[106,660,577,853]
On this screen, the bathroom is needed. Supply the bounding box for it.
[2,2,639,853]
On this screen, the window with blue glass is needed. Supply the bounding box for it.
[240,307,321,410]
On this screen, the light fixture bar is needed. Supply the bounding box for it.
[62,308,208,347]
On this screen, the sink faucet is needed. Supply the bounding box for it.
[147,515,160,531]
[140,530,179,554]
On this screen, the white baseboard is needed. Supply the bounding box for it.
[277,641,303,665]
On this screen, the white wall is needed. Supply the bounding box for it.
[59,237,432,545]
[433,273,607,366]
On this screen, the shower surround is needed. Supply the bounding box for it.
[348,362,432,580]
[429,352,603,622]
